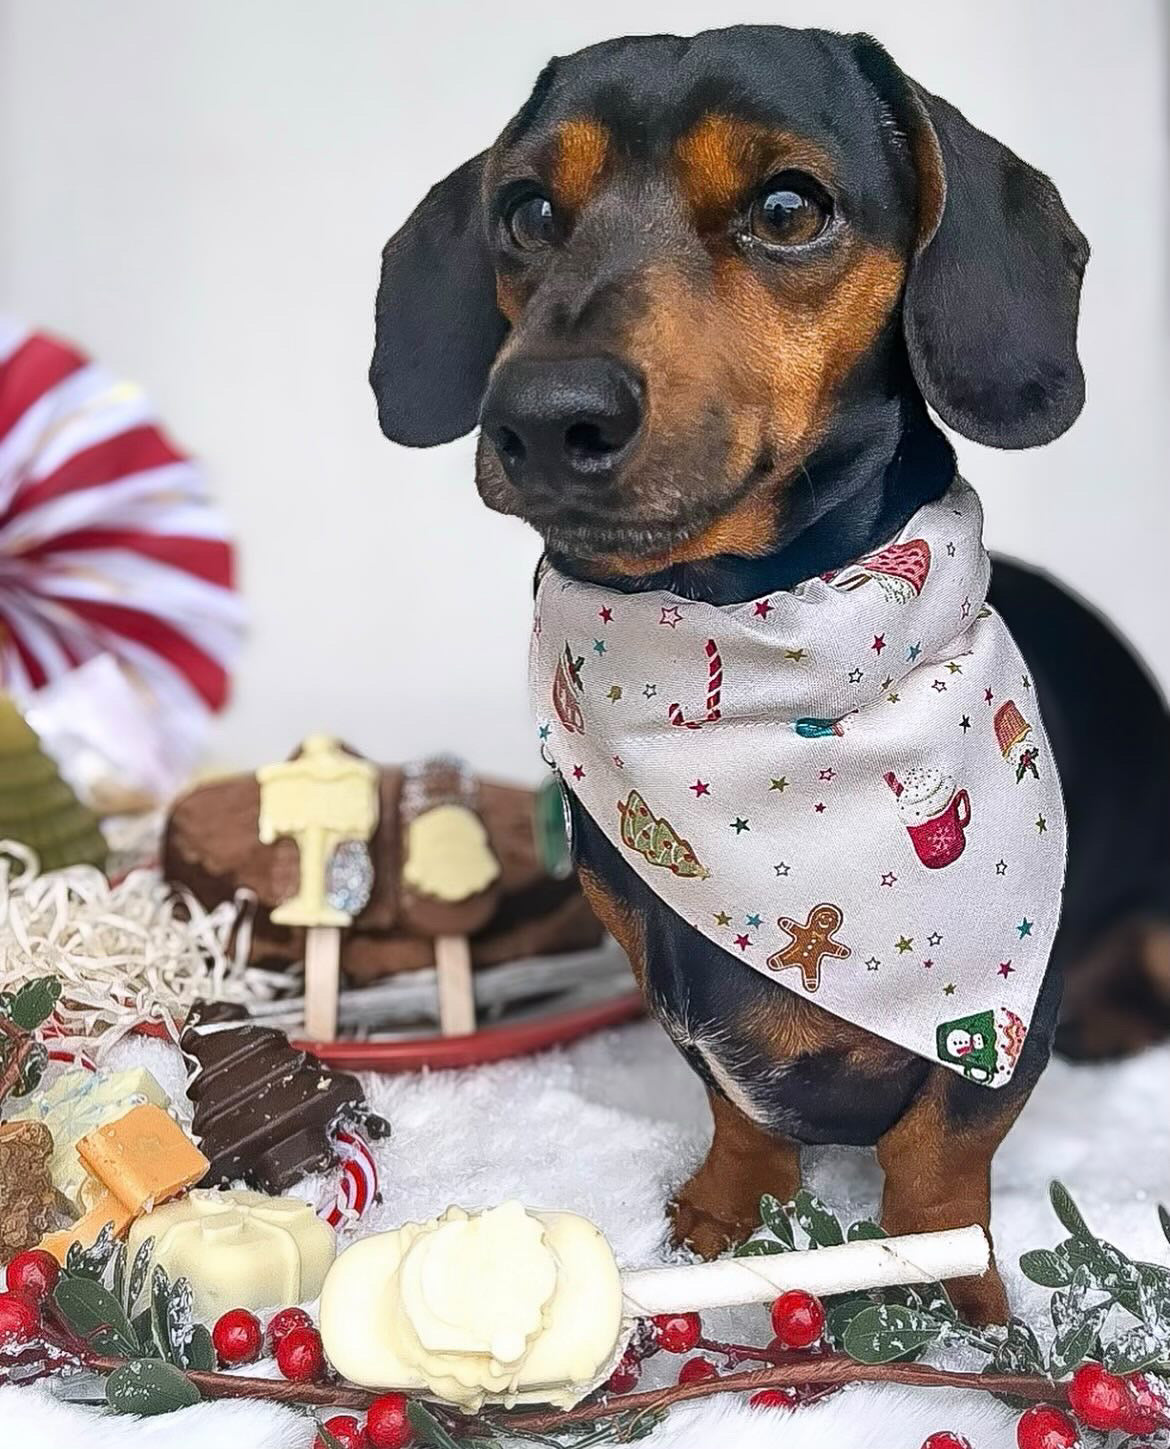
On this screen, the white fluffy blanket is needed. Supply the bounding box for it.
[5,1022,1169,1448]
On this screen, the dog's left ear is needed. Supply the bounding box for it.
[851,36,1089,449]
[370,151,508,447]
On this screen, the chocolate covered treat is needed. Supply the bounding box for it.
[181,1001,385,1192]
[0,1120,57,1257]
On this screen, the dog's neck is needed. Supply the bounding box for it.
[547,397,956,606]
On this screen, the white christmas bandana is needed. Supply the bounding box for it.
[530,478,1067,1088]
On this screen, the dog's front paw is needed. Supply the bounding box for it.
[947,1266,1011,1327]
[669,1187,757,1260]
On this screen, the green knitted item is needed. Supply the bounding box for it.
[0,696,107,873]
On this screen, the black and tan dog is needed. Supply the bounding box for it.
[369,26,1170,1322]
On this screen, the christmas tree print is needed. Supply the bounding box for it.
[0,695,107,872]
[552,642,586,734]
[618,790,709,878]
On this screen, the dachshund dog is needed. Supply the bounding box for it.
[369,26,1170,1323]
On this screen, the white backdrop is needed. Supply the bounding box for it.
[1,0,1165,781]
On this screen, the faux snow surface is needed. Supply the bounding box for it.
[5,1022,1169,1449]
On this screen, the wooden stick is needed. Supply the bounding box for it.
[435,935,476,1037]
[304,926,341,1041]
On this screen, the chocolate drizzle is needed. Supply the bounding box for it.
[181,1001,386,1193]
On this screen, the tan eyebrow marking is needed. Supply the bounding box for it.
[675,113,835,224]
[550,118,610,210]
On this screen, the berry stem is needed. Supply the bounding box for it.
[697,1335,786,1367]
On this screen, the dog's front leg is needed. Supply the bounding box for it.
[670,1090,802,1259]
[876,1066,1028,1325]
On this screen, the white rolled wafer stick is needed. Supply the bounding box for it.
[621,1225,989,1317]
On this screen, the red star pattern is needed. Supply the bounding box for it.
[571,765,585,780]
[872,634,886,654]
[690,779,710,796]
[818,768,837,782]
[999,960,1015,978]
[754,598,774,618]
[734,933,752,950]
[613,756,624,768]
[985,688,994,705]
[599,606,613,623]
[814,802,826,813]
[660,606,683,628]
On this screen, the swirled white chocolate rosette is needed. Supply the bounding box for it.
[320,1201,990,1412]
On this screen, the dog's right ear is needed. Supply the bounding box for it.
[370,151,507,447]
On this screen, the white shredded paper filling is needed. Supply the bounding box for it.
[0,840,270,1056]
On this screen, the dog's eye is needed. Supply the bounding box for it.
[505,192,558,251]
[749,173,834,249]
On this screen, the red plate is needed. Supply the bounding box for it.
[293,990,645,1072]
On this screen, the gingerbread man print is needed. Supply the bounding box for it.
[767,903,852,992]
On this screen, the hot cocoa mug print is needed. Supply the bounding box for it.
[885,767,971,869]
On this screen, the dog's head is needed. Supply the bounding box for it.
[371,27,1087,573]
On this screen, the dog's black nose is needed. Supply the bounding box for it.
[481,357,643,487]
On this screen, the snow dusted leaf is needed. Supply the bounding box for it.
[126,1237,154,1312]
[759,1194,795,1249]
[64,1222,118,1281]
[166,1277,195,1364]
[108,1242,127,1309]
[733,1238,784,1257]
[847,1220,888,1242]
[991,1318,1046,1376]
[106,1359,201,1415]
[1103,1322,1167,1376]
[1136,1264,1170,1326]
[793,1190,844,1248]
[1049,1301,1110,1377]
[1159,1205,1170,1248]
[53,1276,139,1357]
[1051,1265,1094,1335]
[151,1265,176,1365]
[1020,1249,1074,1289]
[841,1303,946,1364]
[1050,1182,1092,1241]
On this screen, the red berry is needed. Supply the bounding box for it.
[0,1291,40,1344]
[677,1356,718,1385]
[267,1306,315,1352]
[921,1436,973,1449]
[769,1289,826,1349]
[366,1393,412,1449]
[212,1308,263,1366]
[650,1312,702,1354]
[606,1351,641,1395]
[1122,1375,1169,1435]
[276,1324,325,1382]
[1068,1362,1130,1431]
[1016,1404,1080,1449]
[750,1387,798,1410]
[5,1250,60,1304]
[315,1415,368,1449]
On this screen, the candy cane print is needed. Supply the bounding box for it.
[668,639,723,729]
[323,1125,380,1229]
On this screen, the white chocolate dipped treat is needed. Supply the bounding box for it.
[319,1202,624,1411]
[126,1188,336,1319]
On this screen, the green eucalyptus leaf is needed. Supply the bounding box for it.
[1049,1302,1110,1377]
[1020,1249,1074,1289]
[181,1323,216,1373]
[151,1264,176,1364]
[991,1318,1046,1376]
[1159,1204,1170,1248]
[406,1401,465,1449]
[127,1237,154,1312]
[1049,1182,1092,1242]
[8,976,61,1030]
[825,1294,872,1347]
[847,1220,887,1242]
[109,1242,127,1309]
[759,1194,795,1249]
[53,1276,139,1357]
[793,1190,844,1248]
[733,1238,784,1257]
[133,1306,160,1356]
[841,1303,946,1364]
[105,1359,201,1416]
[1102,1323,1166,1376]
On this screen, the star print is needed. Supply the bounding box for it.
[613,756,624,769]
[643,684,657,699]
[818,768,837,782]
[848,667,864,684]
[1022,674,1032,690]
[731,817,751,834]
[660,606,682,628]
[866,957,881,971]
[1036,815,1048,834]
[814,802,826,813]
[999,960,1015,978]
[746,913,763,928]
[880,675,893,691]
[774,862,791,877]
[1017,918,1034,938]
[538,724,551,741]
[734,934,752,951]
[960,597,972,619]
[985,688,994,705]
[872,634,886,655]
[785,648,807,662]
[881,872,897,887]
[887,692,900,704]
[946,661,963,674]
[769,777,789,792]
[713,911,732,927]
[690,779,710,797]
[754,598,774,618]
[598,606,613,623]
[946,541,957,557]
[944,983,957,996]
[907,641,923,662]
[995,860,1008,875]
[932,679,947,692]
[895,936,913,954]
[532,616,542,637]
[608,685,623,702]
[593,639,607,655]
[959,715,971,732]
[927,932,943,947]
[923,959,934,969]
[571,765,585,780]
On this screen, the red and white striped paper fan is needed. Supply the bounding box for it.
[0,316,244,767]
